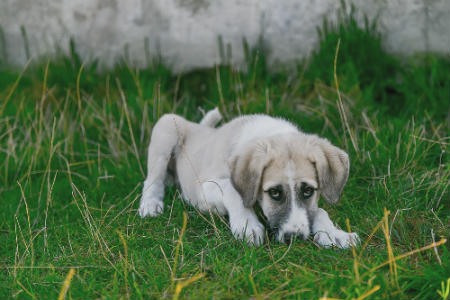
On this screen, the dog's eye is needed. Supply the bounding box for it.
[267,186,284,201]
[301,184,315,199]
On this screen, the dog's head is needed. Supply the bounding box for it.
[230,133,349,243]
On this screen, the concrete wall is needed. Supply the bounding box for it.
[1,0,449,72]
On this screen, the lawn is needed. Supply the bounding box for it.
[1,14,449,299]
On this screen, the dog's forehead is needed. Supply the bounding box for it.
[263,156,317,189]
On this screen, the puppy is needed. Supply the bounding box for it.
[139,108,359,248]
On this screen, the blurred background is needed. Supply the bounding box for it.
[1,0,449,71]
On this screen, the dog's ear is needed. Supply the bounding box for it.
[310,138,349,204]
[229,141,272,208]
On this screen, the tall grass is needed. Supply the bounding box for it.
[1,10,449,299]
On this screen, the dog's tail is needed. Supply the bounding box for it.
[199,107,222,127]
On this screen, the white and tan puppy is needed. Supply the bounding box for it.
[139,108,359,248]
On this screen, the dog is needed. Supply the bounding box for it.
[139,108,359,248]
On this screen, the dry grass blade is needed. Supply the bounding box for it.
[171,211,188,290]
[116,78,145,176]
[172,272,205,300]
[117,230,130,300]
[168,211,206,299]
[369,238,447,273]
[0,60,31,116]
[346,218,360,283]
[57,268,76,300]
[333,38,359,154]
[16,280,37,300]
[355,285,381,300]
[16,180,34,267]
[381,208,399,289]
[71,183,116,268]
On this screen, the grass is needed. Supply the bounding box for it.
[1,12,449,299]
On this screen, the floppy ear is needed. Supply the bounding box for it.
[229,141,272,208]
[310,138,349,204]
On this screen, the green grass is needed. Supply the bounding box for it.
[1,13,449,299]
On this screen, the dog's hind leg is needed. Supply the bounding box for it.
[199,107,222,127]
[139,114,188,217]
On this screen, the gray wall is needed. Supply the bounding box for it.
[1,0,449,72]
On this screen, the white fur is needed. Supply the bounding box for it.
[232,115,297,155]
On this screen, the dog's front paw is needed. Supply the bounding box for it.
[314,230,359,249]
[232,218,265,246]
[138,198,164,217]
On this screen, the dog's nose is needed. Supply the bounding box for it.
[283,233,294,244]
[283,232,308,244]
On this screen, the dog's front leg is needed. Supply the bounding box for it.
[311,208,359,249]
[228,206,265,246]
[225,187,265,246]
[203,179,265,246]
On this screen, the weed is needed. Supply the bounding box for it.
[437,278,450,300]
